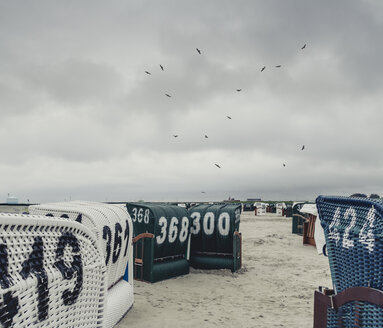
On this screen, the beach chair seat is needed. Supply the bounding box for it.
[314,196,383,327]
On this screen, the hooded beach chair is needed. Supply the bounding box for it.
[314,196,383,327]
[28,201,134,327]
[0,213,106,327]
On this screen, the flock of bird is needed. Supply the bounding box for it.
[144,45,308,172]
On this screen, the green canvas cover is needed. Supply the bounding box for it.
[189,204,241,254]
[126,203,191,282]
[126,203,156,236]
[126,203,191,259]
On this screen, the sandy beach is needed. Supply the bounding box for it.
[117,211,332,328]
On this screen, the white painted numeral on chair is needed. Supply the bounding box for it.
[156,217,167,244]
[137,208,144,223]
[179,217,189,242]
[203,212,215,235]
[342,207,357,249]
[218,213,230,236]
[190,212,201,235]
[168,217,179,243]
[144,209,150,224]
[131,208,137,222]
[359,206,376,252]
[329,207,341,246]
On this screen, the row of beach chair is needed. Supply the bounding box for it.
[3,195,379,327]
[0,201,242,327]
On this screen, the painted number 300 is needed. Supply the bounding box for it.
[190,212,230,236]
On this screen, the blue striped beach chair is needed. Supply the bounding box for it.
[314,195,383,327]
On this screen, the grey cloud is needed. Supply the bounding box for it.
[0,0,382,201]
[22,60,124,107]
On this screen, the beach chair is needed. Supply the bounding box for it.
[29,201,134,327]
[188,204,242,272]
[300,203,318,247]
[292,202,305,234]
[314,196,383,327]
[0,213,106,327]
[126,203,190,283]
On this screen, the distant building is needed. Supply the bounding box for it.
[247,198,261,202]
[6,196,18,204]
[223,198,241,203]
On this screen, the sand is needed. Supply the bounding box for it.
[116,211,332,328]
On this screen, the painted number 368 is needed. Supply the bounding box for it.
[156,217,189,245]
[131,208,150,224]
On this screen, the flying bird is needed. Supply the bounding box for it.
[236,89,242,92]
[173,135,178,138]
[261,66,266,72]
[145,71,151,75]
[196,48,201,54]
[201,191,206,193]
[283,163,286,167]
[215,164,221,168]
[301,145,305,151]
[275,65,281,68]
[160,65,164,71]
[226,116,232,119]
[204,135,208,138]
[165,93,172,98]
[301,44,306,50]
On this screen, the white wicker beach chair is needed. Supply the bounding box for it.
[0,213,106,327]
[29,201,134,328]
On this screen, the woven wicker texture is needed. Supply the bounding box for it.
[104,280,133,328]
[316,196,383,327]
[0,213,106,328]
[29,201,133,289]
[65,201,134,286]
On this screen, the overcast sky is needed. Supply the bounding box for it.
[1,0,383,203]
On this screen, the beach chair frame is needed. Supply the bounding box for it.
[303,213,316,246]
[132,233,154,281]
[314,286,383,328]
[314,195,383,327]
